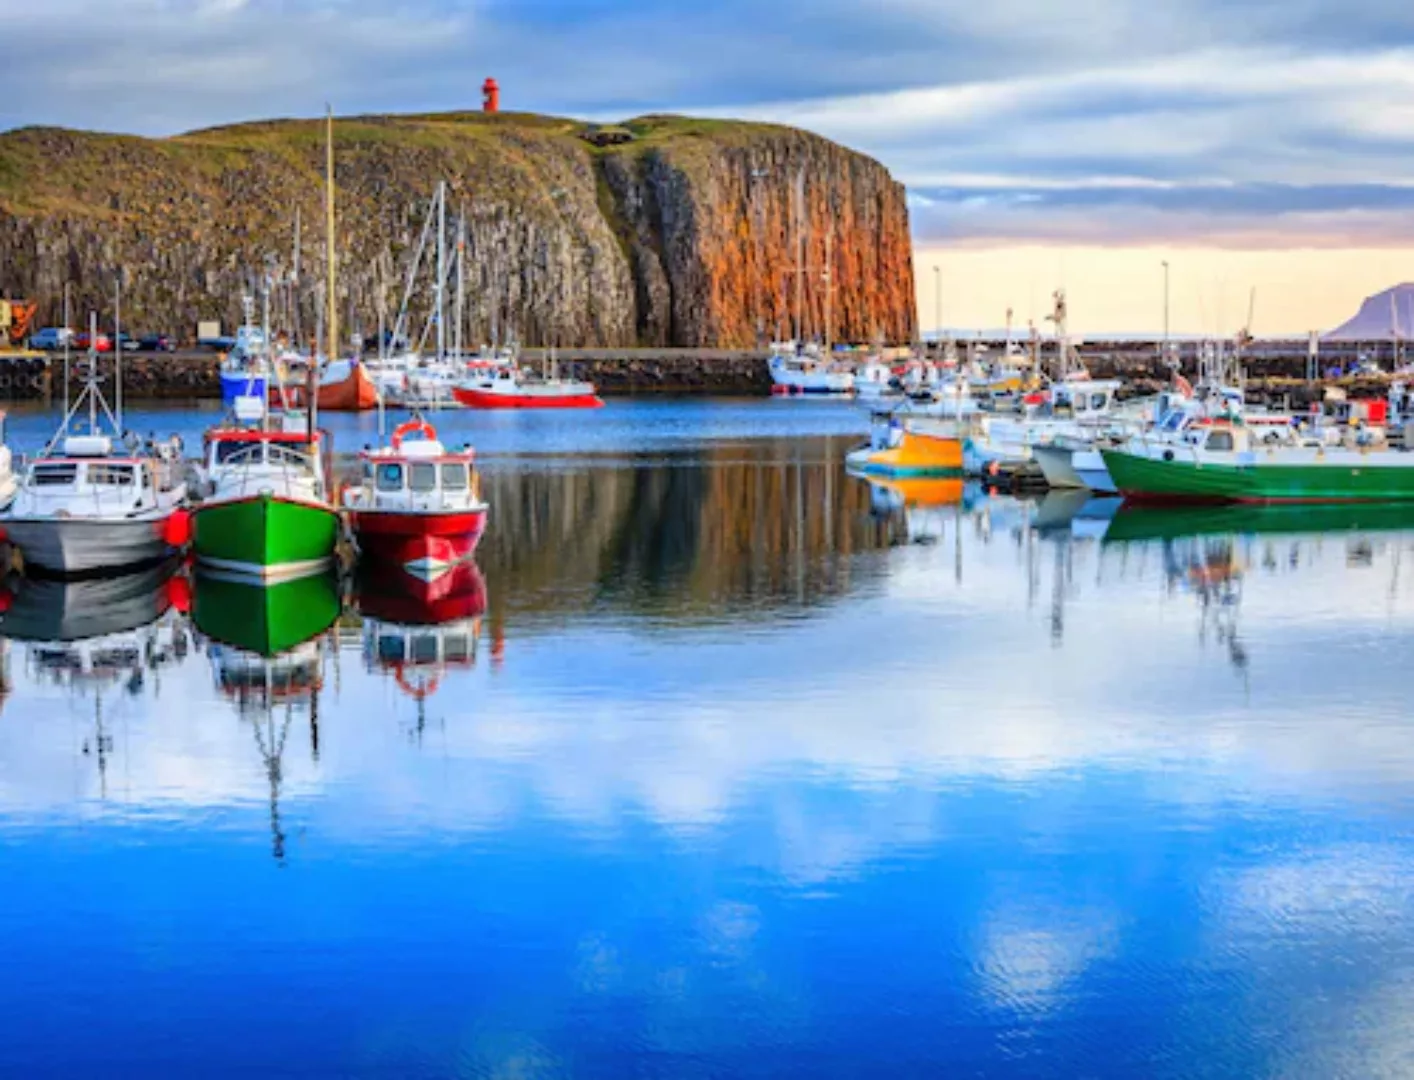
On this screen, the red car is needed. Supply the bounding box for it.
[73,332,112,353]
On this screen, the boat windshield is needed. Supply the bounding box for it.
[376,463,404,492]
[87,464,135,486]
[30,463,78,487]
[409,463,437,494]
[440,463,468,491]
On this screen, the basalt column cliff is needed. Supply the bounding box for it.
[0,112,916,348]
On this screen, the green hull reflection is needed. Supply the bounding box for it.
[1104,501,1414,544]
[193,570,341,657]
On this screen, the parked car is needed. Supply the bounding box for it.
[29,327,73,350]
[73,332,112,353]
[137,333,176,353]
[111,332,142,352]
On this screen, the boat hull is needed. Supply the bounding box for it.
[845,429,964,477]
[220,371,267,406]
[1033,445,1117,493]
[317,363,379,412]
[350,508,488,578]
[357,560,488,625]
[1101,448,1414,503]
[452,386,602,409]
[4,516,174,577]
[193,494,340,581]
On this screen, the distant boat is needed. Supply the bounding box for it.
[218,299,269,406]
[453,363,602,409]
[1102,419,1414,503]
[767,341,853,396]
[316,356,379,411]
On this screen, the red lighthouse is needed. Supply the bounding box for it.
[482,78,500,114]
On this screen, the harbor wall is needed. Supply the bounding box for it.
[0,346,1399,404]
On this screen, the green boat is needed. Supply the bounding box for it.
[1102,423,1414,504]
[1103,501,1414,544]
[192,425,340,581]
[192,569,340,657]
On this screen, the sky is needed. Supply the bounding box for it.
[3,0,1414,334]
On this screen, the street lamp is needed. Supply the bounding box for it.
[1161,260,1171,364]
[933,265,942,351]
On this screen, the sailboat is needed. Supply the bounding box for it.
[2,312,188,577]
[452,347,602,408]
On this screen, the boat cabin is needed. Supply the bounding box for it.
[16,436,185,517]
[346,426,482,514]
[201,425,329,502]
[364,617,481,700]
[1044,379,1122,419]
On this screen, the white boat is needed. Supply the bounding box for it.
[453,363,602,409]
[0,411,20,512]
[853,357,900,401]
[767,342,854,396]
[219,299,270,406]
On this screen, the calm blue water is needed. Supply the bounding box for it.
[1,401,1413,1078]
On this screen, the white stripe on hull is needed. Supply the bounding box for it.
[5,518,169,576]
[196,555,333,584]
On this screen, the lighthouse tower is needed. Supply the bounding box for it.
[482,78,500,114]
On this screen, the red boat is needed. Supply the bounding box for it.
[343,419,490,578]
[452,365,603,409]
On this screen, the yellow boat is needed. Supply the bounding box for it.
[846,419,964,477]
[867,475,965,506]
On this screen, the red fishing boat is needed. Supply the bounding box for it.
[343,418,489,579]
[452,364,603,409]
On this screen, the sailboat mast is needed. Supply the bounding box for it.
[292,206,301,349]
[62,283,71,421]
[824,228,833,355]
[87,312,97,432]
[324,106,336,369]
[114,277,122,432]
[436,181,447,364]
[794,167,805,343]
[455,205,465,366]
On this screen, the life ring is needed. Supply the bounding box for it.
[391,419,436,450]
[393,664,440,701]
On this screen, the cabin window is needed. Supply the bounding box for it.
[1206,430,1235,452]
[87,465,135,486]
[268,444,311,468]
[376,463,404,492]
[440,463,469,491]
[409,463,437,494]
[1091,393,1108,410]
[361,462,374,482]
[31,464,77,486]
[375,634,406,663]
[445,636,472,663]
[214,442,259,465]
[410,635,439,664]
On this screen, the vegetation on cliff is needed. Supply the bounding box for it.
[0,111,916,348]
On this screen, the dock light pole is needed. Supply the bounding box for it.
[933,265,942,353]
[1162,260,1170,364]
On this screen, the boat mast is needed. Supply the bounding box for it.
[88,312,98,433]
[114,276,122,433]
[262,281,273,429]
[319,104,334,436]
[291,207,302,350]
[794,167,805,344]
[824,227,833,356]
[455,204,466,368]
[436,180,447,365]
[62,282,71,420]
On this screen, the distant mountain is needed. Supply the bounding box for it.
[1324,283,1414,341]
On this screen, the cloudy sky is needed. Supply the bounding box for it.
[4,0,1414,332]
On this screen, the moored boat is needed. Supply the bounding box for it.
[768,341,854,396]
[218,302,270,406]
[316,357,379,412]
[846,411,965,477]
[344,418,489,579]
[453,364,602,409]
[192,412,340,582]
[1102,419,1414,503]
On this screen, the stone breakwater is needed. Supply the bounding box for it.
[0,347,1400,404]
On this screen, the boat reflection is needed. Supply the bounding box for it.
[0,561,189,795]
[190,570,341,864]
[356,562,489,735]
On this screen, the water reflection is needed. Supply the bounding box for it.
[1,444,1413,1076]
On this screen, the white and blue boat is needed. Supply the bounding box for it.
[218,299,269,407]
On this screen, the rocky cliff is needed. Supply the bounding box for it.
[0,112,915,348]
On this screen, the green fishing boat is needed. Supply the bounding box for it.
[1102,422,1414,504]
[192,569,340,657]
[192,426,340,581]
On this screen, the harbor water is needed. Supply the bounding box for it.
[1,400,1413,1077]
